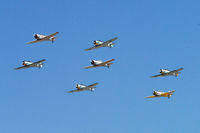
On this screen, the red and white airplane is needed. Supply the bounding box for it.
[84,59,115,69]
[15,59,46,70]
[26,32,59,44]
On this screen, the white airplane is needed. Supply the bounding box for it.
[68,83,99,93]
[84,59,115,69]
[85,37,118,51]
[26,32,59,44]
[151,68,184,78]
[145,90,176,99]
[15,59,46,70]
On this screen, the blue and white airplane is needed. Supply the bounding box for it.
[85,37,118,51]
[68,83,99,93]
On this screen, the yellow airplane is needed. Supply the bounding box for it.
[145,90,175,99]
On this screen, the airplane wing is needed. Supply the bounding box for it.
[151,73,166,78]
[42,32,59,40]
[85,83,99,89]
[32,59,46,65]
[98,59,114,66]
[168,68,184,74]
[85,45,102,51]
[104,37,118,43]
[15,65,34,70]
[26,32,59,44]
[68,89,85,93]
[26,39,45,44]
[145,95,158,98]
[84,65,100,69]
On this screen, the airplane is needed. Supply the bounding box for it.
[26,32,59,44]
[151,68,184,78]
[15,59,46,70]
[145,90,176,99]
[85,37,118,51]
[68,83,99,93]
[84,59,115,69]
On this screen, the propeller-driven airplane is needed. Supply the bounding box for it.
[85,37,118,51]
[84,59,115,69]
[145,90,176,99]
[68,83,99,93]
[26,32,59,44]
[151,68,184,78]
[15,59,46,70]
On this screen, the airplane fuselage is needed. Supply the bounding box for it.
[91,60,110,67]
[93,40,114,48]
[22,61,43,68]
[153,90,175,98]
[76,84,95,91]
[34,34,55,41]
[160,69,178,76]
[91,60,103,65]
[23,61,33,66]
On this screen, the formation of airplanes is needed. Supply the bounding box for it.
[17,32,183,98]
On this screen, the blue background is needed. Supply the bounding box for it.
[0,0,200,132]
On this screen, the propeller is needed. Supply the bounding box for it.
[91,60,95,65]
[34,34,38,39]
[160,69,162,73]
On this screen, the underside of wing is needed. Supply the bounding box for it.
[84,65,100,69]
[151,73,165,78]
[105,37,118,43]
[43,32,59,40]
[98,59,115,66]
[26,39,44,44]
[68,89,84,93]
[87,83,99,88]
[33,59,46,64]
[85,45,101,51]
[169,68,184,74]
[145,95,158,98]
[15,65,33,70]
[160,93,169,97]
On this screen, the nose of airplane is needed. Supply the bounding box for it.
[91,60,95,64]
[34,34,38,39]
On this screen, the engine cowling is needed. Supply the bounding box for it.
[34,34,38,39]
[91,60,95,65]
[153,91,157,95]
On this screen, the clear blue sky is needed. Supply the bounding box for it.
[0,0,200,133]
